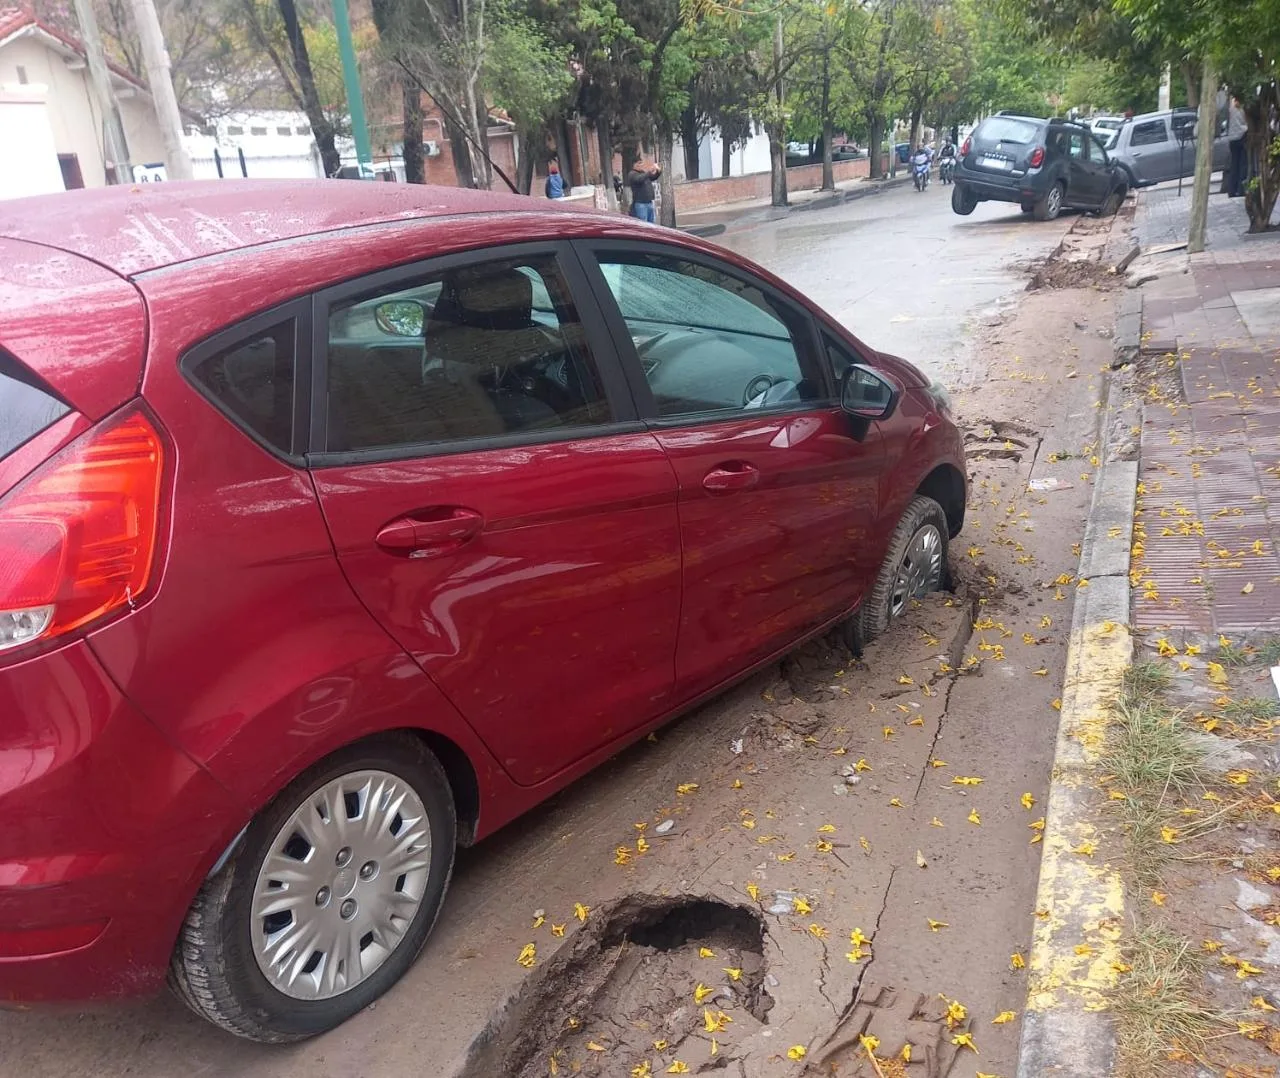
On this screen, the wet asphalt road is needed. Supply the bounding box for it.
[0,183,1079,1078]
[713,180,1074,388]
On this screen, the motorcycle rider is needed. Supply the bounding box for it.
[938,138,957,184]
[910,141,933,190]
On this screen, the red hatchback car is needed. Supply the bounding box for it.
[0,181,964,1041]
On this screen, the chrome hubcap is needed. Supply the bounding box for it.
[1048,187,1062,215]
[889,524,944,618]
[251,770,432,1000]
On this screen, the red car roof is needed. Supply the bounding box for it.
[0,180,585,277]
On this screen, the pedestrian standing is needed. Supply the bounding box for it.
[1226,97,1247,198]
[544,160,565,199]
[626,160,661,223]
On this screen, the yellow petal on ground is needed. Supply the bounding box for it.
[909,714,926,724]
[746,881,760,902]
[1074,841,1095,856]
[1155,637,1178,657]
[855,758,873,772]
[675,783,698,795]
[1151,891,1167,906]
[693,983,714,1004]
[709,1038,718,1057]
[931,758,948,768]
[574,903,590,922]
[630,1062,652,1078]
[1207,662,1228,685]
[952,775,983,785]
[1051,698,1062,710]
[860,836,872,854]
[916,849,928,868]
[653,1039,668,1051]
[858,1033,880,1053]
[723,967,742,981]
[1021,792,1036,809]
[698,946,715,959]
[882,726,895,739]
[992,1010,1016,1024]
[1041,615,1052,628]
[636,836,650,854]
[808,923,829,939]
[931,816,945,827]
[786,1046,807,1061]
[666,1063,690,1074]
[550,923,565,936]
[1029,817,1046,831]
[532,914,545,929]
[968,808,982,825]
[792,896,813,914]
[944,999,967,1027]
[897,674,914,685]
[517,943,536,967]
[928,919,949,931]
[850,928,871,946]
[817,824,836,833]
[952,1032,978,1052]
[1161,826,1178,843]
[1011,952,1026,969]
[1243,582,1254,594]
[585,1040,606,1051]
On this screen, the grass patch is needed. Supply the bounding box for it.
[1102,696,1210,888]
[1217,641,1254,667]
[1221,696,1280,722]
[1113,925,1227,1078]
[1123,661,1171,700]
[1255,638,1280,666]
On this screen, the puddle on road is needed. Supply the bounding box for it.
[460,895,771,1078]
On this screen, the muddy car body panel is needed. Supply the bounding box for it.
[0,181,966,1016]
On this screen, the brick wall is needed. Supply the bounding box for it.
[674,157,871,211]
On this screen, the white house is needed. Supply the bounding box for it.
[0,5,167,199]
[672,123,774,182]
[183,109,326,180]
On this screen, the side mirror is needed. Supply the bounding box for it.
[374,299,426,337]
[841,364,898,419]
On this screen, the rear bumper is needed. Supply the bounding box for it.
[0,641,238,1003]
[956,166,1048,204]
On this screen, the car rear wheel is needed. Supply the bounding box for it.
[848,495,949,652]
[1099,186,1125,216]
[1020,202,1034,214]
[951,186,977,215]
[169,734,457,1042]
[1033,181,1064,221]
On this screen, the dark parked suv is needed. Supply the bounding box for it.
[951,114,1128,221]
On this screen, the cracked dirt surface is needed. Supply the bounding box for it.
[0,200,1126,1078]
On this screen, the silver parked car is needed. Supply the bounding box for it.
[1107,108,1229,187]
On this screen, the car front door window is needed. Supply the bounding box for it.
[594,254,821,419]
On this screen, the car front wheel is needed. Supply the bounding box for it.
[1034,181,1065,221]
[169,734,457,1042]
[849,494,949,651]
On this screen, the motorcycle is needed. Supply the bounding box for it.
[911,152,931,191]
[938,155,956,184]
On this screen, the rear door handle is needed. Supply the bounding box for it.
[376,508,484,557]
[702,462,760,493]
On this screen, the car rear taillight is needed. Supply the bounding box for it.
[0,409,164,654]
[1028,146,1045,168]
[960,137,971,157]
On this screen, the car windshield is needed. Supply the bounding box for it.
[978,118,1041,144]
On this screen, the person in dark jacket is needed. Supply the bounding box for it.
[626,160,661,222]
[544,160,565,199]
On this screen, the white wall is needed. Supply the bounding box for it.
[0,86,65,199]
[673,123,773,181]
[183,110,325,181]
[0,33,165,187]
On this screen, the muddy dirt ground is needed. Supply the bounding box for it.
[0,200,1127,1078]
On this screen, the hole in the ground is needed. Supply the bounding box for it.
[460,895,772,1078]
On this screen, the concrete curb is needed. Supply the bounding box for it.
[1112,292,1142,368]
[1015,448,1137,1074]
[678,175,914,236]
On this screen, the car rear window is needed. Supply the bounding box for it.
[0,348,70,459]
[187,320,297,454]
[977,118,1041,144]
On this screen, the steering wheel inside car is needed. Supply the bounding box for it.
[743,373,785,406]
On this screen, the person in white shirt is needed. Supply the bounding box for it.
[1227,97,1247,198]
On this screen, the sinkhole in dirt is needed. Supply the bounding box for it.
[460,895,772,1078]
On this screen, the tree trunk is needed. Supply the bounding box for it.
[657,127,676,227]
[909,107,922,152]
[769,124,787,207]
[1187,61,1217,253]
[449,122,476,188]
[1181,61,1199,108]
[1242,86,1279,233]
[277,0,340,177]
[402,80,425,183]
[680,99,700,180]
[868,115,885,179]
[621,142,639,212]
[721,137,732,177]
[517,130,536,194]
[597,118,616,210]
[821,118,835,191]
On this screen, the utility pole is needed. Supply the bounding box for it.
[1158,62,1171,112]
[129,0,193,179]
[332,0,373,176]
[71,0,131,183]
[1187,61,1217,254]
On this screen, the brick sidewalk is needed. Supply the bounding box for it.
[1130,185,1280,640]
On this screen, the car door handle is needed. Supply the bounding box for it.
[375,508,484,557]
[702,462,760,493]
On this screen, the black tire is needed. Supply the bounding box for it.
[848,495,950,653]
[1100,186,1125,216]
[951,185,977,215]
[1020,202,1035,214]
[169,734,457,1043]
[1033,181,1065,221]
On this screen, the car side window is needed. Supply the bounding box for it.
[324,254,613,453]
[188,320,295,453]
[1068,132,1088,161]
[1092,135,1110,161]
[594,253,820,419]
[1131,120,1169,147]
